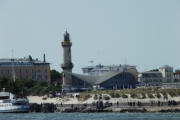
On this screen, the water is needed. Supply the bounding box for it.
[0,112,180,120]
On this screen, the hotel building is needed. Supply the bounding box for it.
[0,55,50,82]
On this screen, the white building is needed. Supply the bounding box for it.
[138,65,174,88]
[162,83,180,89]
[82,64,137,76]
[174,72,180,82]
[159,65,174,82]
[138,72,163,87]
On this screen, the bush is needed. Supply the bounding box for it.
[148,93,155,99]
[94,94,98,100]
[78,94,91,101]
[164,94,168,99]
[114,93,120,98]
[167,90,178,97]
[177,89,180,96]
[122,94,128,98]
[84,94,91,101]
[109,92,115,98]
[162,92,168,99]
[141,93,146,99]
[109,92,120,98]
[162,92,166,96]
[156,93,161,98]
[130,93,138,98]
[103,95,110,100]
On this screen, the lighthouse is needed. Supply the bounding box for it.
[61,30,73,91]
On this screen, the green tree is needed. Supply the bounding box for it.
[50,69,62,84]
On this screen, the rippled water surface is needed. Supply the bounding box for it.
[0,112,180,120]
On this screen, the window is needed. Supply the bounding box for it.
[7,69,10,75]
[45,75,48,80]
[1,70,3,75]
[26,69,28,73]
[26,75,28,80]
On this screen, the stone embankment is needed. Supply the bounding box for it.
[29,100,180,113]
[30,103,56,113]
[56,103,180,112]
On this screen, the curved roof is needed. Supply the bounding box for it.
[64,69,137,85]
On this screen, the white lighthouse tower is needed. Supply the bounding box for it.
[61,30,73,91]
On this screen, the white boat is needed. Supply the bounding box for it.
[0,91,30,113]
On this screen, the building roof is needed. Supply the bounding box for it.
[141,71,162,74]
[174,72,180,75]
[0,57,49,65]
[82,64,136,70]
[140,71,162,78]
[64,69,137,85]
[159,65,173,69]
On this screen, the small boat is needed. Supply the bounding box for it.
[0,89,30,113]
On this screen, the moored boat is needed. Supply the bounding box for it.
[0,90,30,113]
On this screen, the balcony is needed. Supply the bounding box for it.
[61,62,73,69]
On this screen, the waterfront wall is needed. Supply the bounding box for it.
[29,100,180,113]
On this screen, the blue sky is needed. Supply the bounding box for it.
[0,0,180,73]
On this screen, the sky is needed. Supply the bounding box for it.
[0,0,180,73]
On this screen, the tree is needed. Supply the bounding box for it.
[0,76,15,92]
[50,69,62,84]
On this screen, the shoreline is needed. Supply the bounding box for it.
[27,95,180,113]
[29,103,180,113]
[56,104,180,113]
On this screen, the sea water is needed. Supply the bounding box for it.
[0,112,180,120]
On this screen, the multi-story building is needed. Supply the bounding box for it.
[159,65,174,82]
[138,72,163,87]
[0,55,50,82]
[82,64,137,76]
[174,72,180,82]
[138,65,174,88]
